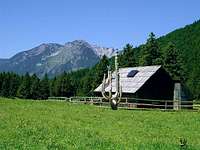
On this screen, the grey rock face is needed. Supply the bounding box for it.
[0,40,115,77]
[91,45,115,58]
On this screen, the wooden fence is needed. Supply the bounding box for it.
[48,96,197,110]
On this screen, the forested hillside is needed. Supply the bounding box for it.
[158,20,200,99]
[0,20,199,100]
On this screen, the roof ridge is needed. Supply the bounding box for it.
[119,65,161,69]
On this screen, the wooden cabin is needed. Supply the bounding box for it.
[94,65,192,109]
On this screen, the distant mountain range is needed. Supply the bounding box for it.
[0,40,115,77]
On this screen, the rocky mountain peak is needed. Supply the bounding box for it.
[0,40,116,77]
[65,40,91,48]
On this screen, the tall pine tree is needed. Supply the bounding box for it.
[39,74,50,100]
[119,44,137,67]
[92,55,109,89]
[17,73,31,99]
[30,74,40,99]
[9,73,20,97]
[60,74,73,97]
[1,72,10,97]
[50,77,57,97]
[163,42,185,81]
[139,32,162,66]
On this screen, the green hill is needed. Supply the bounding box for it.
[157,20,200,98]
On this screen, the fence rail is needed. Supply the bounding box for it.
[48,96,196,110]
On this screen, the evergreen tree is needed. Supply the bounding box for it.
[163,42,185,81]
[39,74,50,99]
[79,74,94,96]
[60,74,73,97]
[139,32,162,66]
[187,49,200,99]
[92,55,109,89]
[188,65,200,99]
[1,73,10,97]
[0,72,20,98]
[120,44,137,67]
[54,76,62,97]
[50,77,57,97]
[9,73,20,97]
[30,74,40,99]
[0,73,2,96]
[68,69,90,96]
[17,73,31,99]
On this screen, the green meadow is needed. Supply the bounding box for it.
[0,98,200,149]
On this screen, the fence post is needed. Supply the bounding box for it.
[165,101,167,110]
[126,98,128,108]
[173,83,181,110]
[90,97,93,105]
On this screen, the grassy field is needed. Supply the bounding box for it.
[0,98,200,149]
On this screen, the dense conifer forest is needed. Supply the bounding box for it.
[0,20,199,100]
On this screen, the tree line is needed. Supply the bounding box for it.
[0,72,49,99]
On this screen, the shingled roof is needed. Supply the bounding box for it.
[94,65,161,94]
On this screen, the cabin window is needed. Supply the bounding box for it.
[127,70,138,77]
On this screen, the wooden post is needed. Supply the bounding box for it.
[164,101,167,110]
[90,98,93,105]
[173,83,181,110]
[126,98,128,108]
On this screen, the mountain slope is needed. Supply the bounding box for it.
[0,40,115,77]
[0,59,8,65]
[157,20,200,97]
[92,45,115,58]
[158,20,200,69]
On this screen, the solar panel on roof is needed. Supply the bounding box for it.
[127,70,138,77]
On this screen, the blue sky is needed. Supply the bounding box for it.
[0,0,199,58]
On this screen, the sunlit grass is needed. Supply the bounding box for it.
[0,98,200,149]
